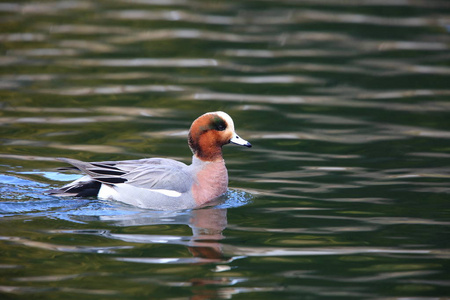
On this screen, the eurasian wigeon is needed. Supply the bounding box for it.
[48,111,251,210]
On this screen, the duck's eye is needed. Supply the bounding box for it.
[216,123,226,131]
[212,117,227,131]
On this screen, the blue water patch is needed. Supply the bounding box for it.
[214,189,253,209]
[18,171,82,182]
[0,173,47,187]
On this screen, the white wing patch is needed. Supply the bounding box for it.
[98,183,182,201]
[150,189,182,197]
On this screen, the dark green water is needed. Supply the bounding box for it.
[1,0,450,299]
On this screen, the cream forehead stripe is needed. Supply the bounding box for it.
[211,111,235,132]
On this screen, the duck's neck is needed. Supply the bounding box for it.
[188,130,226,161]
[190,156,228,206]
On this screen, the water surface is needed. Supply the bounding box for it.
[1,0,450,299]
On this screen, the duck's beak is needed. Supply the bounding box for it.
[230,133,252,147]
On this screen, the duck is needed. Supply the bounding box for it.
[47,111,252,210]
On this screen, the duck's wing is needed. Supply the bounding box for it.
[51,157,192,196]
[115,158,192,192]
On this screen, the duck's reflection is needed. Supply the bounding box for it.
[188,208,227,260]
[96,206,234,299]
[93,204,229,263]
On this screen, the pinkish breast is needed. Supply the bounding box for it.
[192,160,228,206]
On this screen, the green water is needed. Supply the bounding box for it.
[1,0,450,299]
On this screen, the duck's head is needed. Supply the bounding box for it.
[188,111,251,161]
